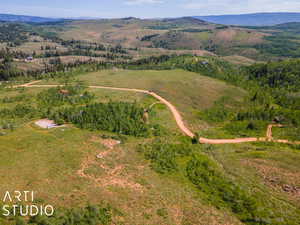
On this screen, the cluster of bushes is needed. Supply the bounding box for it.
[37,85,94,107]
[138,138,192,173]
[186,156,273,225]
[0,94,32,104]
[0,104,37,119]
[49,102,153,137]
[224,120,267,137]
[199,103,234,123]
[0,204,112,225]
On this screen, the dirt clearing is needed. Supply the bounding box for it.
[35,119,62,129]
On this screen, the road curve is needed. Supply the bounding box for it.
[28,84,195,138]
[16,81,300,145]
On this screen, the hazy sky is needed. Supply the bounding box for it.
[1,0,300,18]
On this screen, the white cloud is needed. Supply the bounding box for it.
[125,0,164,5]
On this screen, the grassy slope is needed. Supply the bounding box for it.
[209,142,300,215]
[0,87,243,225]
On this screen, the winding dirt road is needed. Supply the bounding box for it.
[15,81,300,145]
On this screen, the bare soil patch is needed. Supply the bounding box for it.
[77,138,143,192]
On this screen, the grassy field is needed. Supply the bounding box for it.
[221,55,258,66]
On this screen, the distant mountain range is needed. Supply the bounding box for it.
[194,12,300,26]
[2,12,300,26]
[0,13,61,23]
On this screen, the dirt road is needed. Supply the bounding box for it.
[12,80,42,88]
[16,81,300,145]
[199,137,267,144]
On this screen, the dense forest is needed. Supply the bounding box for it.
[48,102,153,137]
[246,59,300,91]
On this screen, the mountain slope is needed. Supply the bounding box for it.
[195,12,300,26]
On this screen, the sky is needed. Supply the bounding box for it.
[1,0,300,18]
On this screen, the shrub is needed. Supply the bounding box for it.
[139,139,192,173]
